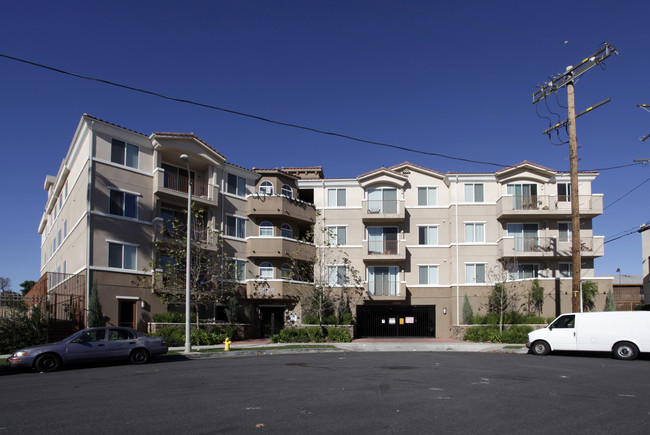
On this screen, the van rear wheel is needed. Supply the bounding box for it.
[612,342,639,360]
[531,340,550,356]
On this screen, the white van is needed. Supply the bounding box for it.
[527,311,650,360]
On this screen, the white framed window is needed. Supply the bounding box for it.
[419,265,439,285]
[328,265,347,286]
[111,139,138,169]
[109,190,138,218]
[464,183,484,202]
[226,216,246,239]
[465,223,485,243]
[557,183,571,202]
[367,187,398,213]
[418,187,437,206]
[368,266,399,296]
[259,262,273,279]
[281,263,293,279]
[507,183,538,209]
[108,242,137,270]
[418,225,438,245]
[559,263,572,277]
[327,226,347,246]
[259,181,274,195]
[227,174,247,197]
[368,227,398,255]
[281,184,293,198]
[327,188,346,207]
[508,223,538,251]
[465,263,486,284]
[558,222,572,242]
[508,264,539,280]
[260,221,273,237]
[281,223,293,239]
[234,259,247,281]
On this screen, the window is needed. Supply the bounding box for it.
[260,221,273,237]
[328,265,347,286]
[550,314,575,329]
[327,226,347,246]
[367,187,397,213]
[109,328,136,341]
[63,220,67,238]
[419,265,439,285]
[508,264,539,280]
[259,262,273,279]
[507,183,538,209]
[465,184,484,202]
[161,207,186,236]
[259,181,274,195]
[368,266,399,296]
[466,264,486,284]
[418,187,437,206]
[418,226,438,245]
[111,139,138,169]
[281,184,293,198]
[281,224,293,239]
[57,229,61,247]
[109,190,138,218]
[559,222,572,242]
[281,263,293,279]
[227,174,247,197]
[327,188,346,207]
[227,259,246,281]
[559,263,572,277]
[226,216,246,239]
[368,227,398,255]
[465,223,485,243]
[557,183,571,202]
[508,223,538,251]
[108,242,137,270]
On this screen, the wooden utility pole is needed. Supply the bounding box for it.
[566,72,581,313]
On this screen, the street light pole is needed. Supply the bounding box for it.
[180,154,192,353]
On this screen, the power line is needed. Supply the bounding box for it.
[0,53,507,168]
[604,177,650,210]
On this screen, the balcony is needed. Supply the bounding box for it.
[362,199,405,222]
[154,170,217,206]
[247,237,316,262]
[246,280,309,300]
[365,281,406,301]
[362,239,407,262]
[247,195,316,224]
[498,236,604,258]
[496,195,603,219]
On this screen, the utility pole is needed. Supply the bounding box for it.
[533,43,617,313]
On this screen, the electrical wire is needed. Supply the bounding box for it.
[604,177,650,210]
[0,53,508,168]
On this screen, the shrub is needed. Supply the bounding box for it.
[463,325,533,344]
[500,325,533,344]
[271,326,350,343]
[462,295,473,324]
[152,312,197,323]
[341,313,353,325]
[154,325,185,346]
[326,327,352,342]
[0,305,49,354]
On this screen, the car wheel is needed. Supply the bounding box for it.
[612,342,639,360]
[35,354,61,372]
[531,340,550,356]
[130,348,150,365]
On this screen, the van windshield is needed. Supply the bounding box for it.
[551,315,575,329]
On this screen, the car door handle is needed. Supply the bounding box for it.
[129,342,136,344]
[98,344,105,346]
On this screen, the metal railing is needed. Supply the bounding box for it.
[366,199,398,214]
[368,240,398,255]
[368,280,399,296]
[164,172,208,197]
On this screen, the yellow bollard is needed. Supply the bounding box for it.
[224,337,232,351]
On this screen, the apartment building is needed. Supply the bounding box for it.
[39,115,611,339]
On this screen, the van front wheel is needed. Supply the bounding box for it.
[531,340,550,356]
[612,342,639,360]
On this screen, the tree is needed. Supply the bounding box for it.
[604,289,616,311]
[0,303,48,354]
[487,259,521,332]
[87,279,105,327]
[0,277,11,293]
[528,279,544,316]
[581,281,599,312]
[462,294,473,324]
[19,280,36,296]
[135,207,241,323]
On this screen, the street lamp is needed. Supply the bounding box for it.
[180,154,192,353]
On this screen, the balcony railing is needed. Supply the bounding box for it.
[368,240,398,255]
[368,280,400,297]
[498,236,604,258]
[496,195,603,217]
[164,172,208,197]
[366,199,398,214]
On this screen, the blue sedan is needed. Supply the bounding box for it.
[8,327,168,372]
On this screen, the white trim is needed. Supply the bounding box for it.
[106,239,139,247]
[90,266,150,275]
[92,157,152,177]
[115,295,140,300]
[91,211,152,226]
[107,186,143,197]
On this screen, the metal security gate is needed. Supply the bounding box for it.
[356,305,435,338]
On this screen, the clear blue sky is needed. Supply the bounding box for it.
[1,0,649,291]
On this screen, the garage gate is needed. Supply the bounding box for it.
[356,305,436,338]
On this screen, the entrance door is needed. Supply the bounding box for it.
[118,300,136,329]
[357,306,436,337]
[260,306,285,338]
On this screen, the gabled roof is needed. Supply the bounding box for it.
[357,166,409,189]
[495,161,557,176]
[150,132,226,161]
[83,114,148,137]
[389,161,445,179]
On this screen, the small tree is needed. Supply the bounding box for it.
[19,280,36,296]
[224,292,240,324]
[87,279,105,327]
[604,289,616,311]
[581,281,599,312]
[487,259,521,332]
[529,279,544,316]
[462,294,473,324]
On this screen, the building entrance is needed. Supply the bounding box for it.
[356,305,435,338]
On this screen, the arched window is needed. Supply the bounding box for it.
[259,181,274,195]
[260,221,273,237]
[281,184,293,198]
[281,263,292,279]
[281,223,293,239]
[259,262,273,279]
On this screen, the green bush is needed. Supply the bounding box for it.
[0,305,49,354]
[152,324,236,346]
[303,314,342,325]
[152,312,197,323]
[341,313,353,325]
[463,325,533,344]
[499,325,533,344]
[471,313,546,325]
[271,326,350,343]
[325,327,352,342]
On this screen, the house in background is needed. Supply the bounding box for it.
[639,223,650,302]
[37,115,613,339]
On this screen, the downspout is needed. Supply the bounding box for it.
[85,120,95,326]
[455,175,460,326]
